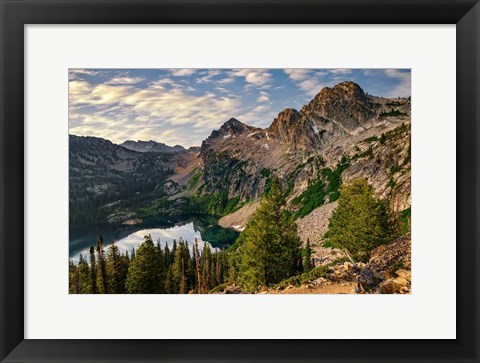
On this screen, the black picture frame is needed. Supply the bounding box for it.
[1,1,479,362]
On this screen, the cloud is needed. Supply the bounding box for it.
[384,69,411,97]
[196,70,221,83]
[106,76,145,85]
[69,82,136,106]
[69,69,101,76]
[284,69,312,81]
[231,69,272,87]
[257,91,269,103]
[216,77,235,85]
[284,69,326,96]
[329,68,352,75]
[148,78,175,90]
[298,79,325,97]
[69,77,242,146]
[170,69,196,77]
[236,103,274,128]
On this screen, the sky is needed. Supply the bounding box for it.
[69,68,411,148]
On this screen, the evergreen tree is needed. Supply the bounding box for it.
[131,247,136,263]
[164,265,173,294]
[194,238,202,293]
[125,235,163,293]
[201,243,213,291]
[172,238,188,293]
[89,246,98,293]
[324,178,395,259]
[164,242,171,269]
[77,254,91,293]
[238,177,302,291]
[106,242,129,293]
[303,239,313,272]
[96,235,109,293]
[69,260,80,294]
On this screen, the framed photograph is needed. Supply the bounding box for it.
[1,0,479,362]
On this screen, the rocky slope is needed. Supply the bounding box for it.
[69,135,180,225]
[194,81,411,221]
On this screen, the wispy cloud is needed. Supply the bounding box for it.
[230,69,272,88]
[170,69,197,77]
[284,69,311,82]
[257,91,269,103]
[383,69,411,97]
[106,76,145,85]
[69,68,411,147]
[284,69,325,96]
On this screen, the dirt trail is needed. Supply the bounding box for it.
[269,282,356,294]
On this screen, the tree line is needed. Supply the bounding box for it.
[70,177,400,294]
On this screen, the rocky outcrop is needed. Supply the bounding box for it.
[368,233,411,279]
[268,108,301,142]
[319,233,411,294]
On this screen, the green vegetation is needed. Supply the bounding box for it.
[385,101,405,107]
[125,235,164,293]
[187,169,202,190]
[70,234,230,294]
[303,239,313,272]
[200,224,239,248]
[363,135,378,143]
[380,109,408,118]
[274,265,329,290]
[399,207,411,234]
[292,180,326,218]
[261,168,271,178]
[237,177,302,291]
[324,178,395,259]
[292,156,350,218]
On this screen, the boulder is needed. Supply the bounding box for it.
[396,269,411,282]
[379,276,409,294]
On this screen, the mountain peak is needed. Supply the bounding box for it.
[315,81,366,102]
[268,108,300,140]
[220,118,247,130]
[301,81,372,132]
[214,118,251,136]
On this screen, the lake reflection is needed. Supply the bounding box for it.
[71,222,217,262]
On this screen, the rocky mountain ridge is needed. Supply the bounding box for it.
[120,139,185,153]
[196,81,411,213]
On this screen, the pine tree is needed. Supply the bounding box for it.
[77,254,91,293]
[69,260,80,294]
[125,235,163,293]
[238,177,302,291]
[194,238,202,293]
[303,239,313,272]
[164,265,173,294]
[201,243,213,291]
[324,178,395,259]
[172,238,188,293]
[131,247,136,263]
[164,242,171,269]
[89,246,98,293]
[96,235,109,293]
[106,242,129,293]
